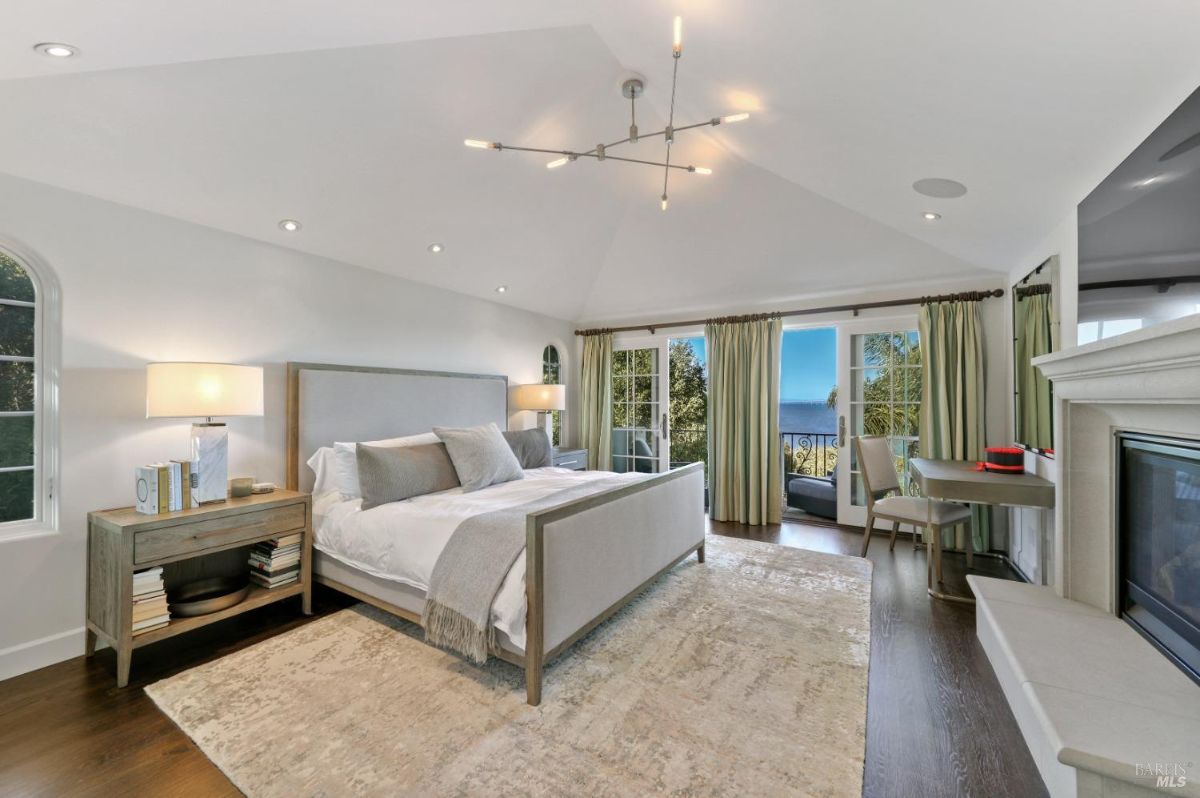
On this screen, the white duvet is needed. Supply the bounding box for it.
[313,466,648,650]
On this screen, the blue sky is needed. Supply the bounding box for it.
[675,327,836,402]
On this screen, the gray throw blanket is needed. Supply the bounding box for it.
[423,477,629,663]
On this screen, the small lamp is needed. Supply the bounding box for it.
[146,363,264,504]
[512,384,566,444]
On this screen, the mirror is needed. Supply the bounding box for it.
[1013,256,1059,455]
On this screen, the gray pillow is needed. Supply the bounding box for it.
[356,442,461,510]
[433,423,525,492]
[502,428,552,469]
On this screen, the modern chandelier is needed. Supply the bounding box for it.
[464,16,750,211]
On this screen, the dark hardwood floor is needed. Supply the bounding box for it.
[0,521,1047,798]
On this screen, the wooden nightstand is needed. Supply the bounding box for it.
[86,490,312,687]
[552,447,588,471]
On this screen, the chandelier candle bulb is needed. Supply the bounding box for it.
[546,157,569,169]
[721,113,750,124]
[661,195,669,211]
[464,139,496,149]
[693,167,712,175]
[673,16,682,54]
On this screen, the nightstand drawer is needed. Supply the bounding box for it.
[134,504,306,564]
[553,451,587,470]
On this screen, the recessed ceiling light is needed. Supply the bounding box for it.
[923,212,942,221]
[913,178,967,199]
[278,219,301,232]
[495,285,508,294]
[427,243,444,253]
[34,42,78,58]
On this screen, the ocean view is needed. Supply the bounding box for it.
[779,401,837,434]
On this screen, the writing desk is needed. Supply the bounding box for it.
[909,458,1054,603]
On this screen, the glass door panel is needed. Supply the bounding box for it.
[836,322,921,526]
[611,344,669,473]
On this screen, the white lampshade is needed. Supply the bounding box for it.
[146,362,264,419]
[512,383,566,412]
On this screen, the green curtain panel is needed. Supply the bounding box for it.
[579,333,613,471]
[706,317,783,526]
[918,300,990,552]
[1015,292,1054,450]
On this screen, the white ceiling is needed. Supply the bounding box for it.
[2,1,1200,322]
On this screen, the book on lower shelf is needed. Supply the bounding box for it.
[248,533,303,589]
[131,566,171,635]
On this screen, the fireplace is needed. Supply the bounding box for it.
[1118,432,1200,684]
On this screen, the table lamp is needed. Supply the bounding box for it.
[146,362,264,504]
[512,384,566,444]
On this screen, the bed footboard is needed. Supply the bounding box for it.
[523,462,706,705]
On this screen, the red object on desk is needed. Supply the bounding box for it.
[981,446,1025,474]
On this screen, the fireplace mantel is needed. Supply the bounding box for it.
[1033,314,1200,611]
[1034,313,1200,404]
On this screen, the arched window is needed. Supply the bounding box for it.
[1,245,58,535]
[542,345,562,447]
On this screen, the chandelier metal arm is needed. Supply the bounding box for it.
[500,144,697,172]
[585,152,692,171]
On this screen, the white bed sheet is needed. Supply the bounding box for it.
[313,466,648,650]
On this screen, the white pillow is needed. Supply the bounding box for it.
[306,446,340,496]
[332,432,439,498]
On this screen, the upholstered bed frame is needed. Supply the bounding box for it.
[285,362,706,705]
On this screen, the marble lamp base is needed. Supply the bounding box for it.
[190,422,228,504]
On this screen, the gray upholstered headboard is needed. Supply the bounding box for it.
[286,363,508,492]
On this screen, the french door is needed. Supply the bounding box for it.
[611,339,671,473]
[835,318,922,526]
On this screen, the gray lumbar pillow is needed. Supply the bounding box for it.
[502,428,552,469]
[433,422,525,492]
[356,442,461,510]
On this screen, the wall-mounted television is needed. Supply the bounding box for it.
[1078,86,1200,344]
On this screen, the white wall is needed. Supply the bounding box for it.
[0,173,576,679]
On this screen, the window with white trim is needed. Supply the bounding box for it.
[542,345,562,447]
[0,247,54,531]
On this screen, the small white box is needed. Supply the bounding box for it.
[135,466,159,515]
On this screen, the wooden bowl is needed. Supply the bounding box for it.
[168,577,251,617]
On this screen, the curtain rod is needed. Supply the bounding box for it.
[1014,282,1052,298]
[575,288,1004,336]
[1079,276,1200,292]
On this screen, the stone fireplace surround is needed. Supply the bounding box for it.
[970,314,1200,798]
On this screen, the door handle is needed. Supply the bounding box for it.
[660,412,669,439]
[838,415,846,447]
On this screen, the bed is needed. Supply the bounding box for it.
[285,362,706,705]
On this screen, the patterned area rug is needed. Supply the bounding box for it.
[146,535,872,797]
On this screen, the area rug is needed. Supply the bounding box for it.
[146,535,872,797]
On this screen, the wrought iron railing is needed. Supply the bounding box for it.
[782,431,839,479]
[669,428,838,479]
[669,428,707,469]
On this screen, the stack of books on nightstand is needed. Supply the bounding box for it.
[248,533,302,589]
[132,567,170,636]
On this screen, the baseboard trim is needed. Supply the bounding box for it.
[0,626,85,682]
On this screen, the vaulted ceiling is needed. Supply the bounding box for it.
[2,2,1199,322]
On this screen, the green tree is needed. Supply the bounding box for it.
[668,340,707,467]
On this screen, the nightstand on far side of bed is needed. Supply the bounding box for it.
[551,448,587,470]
